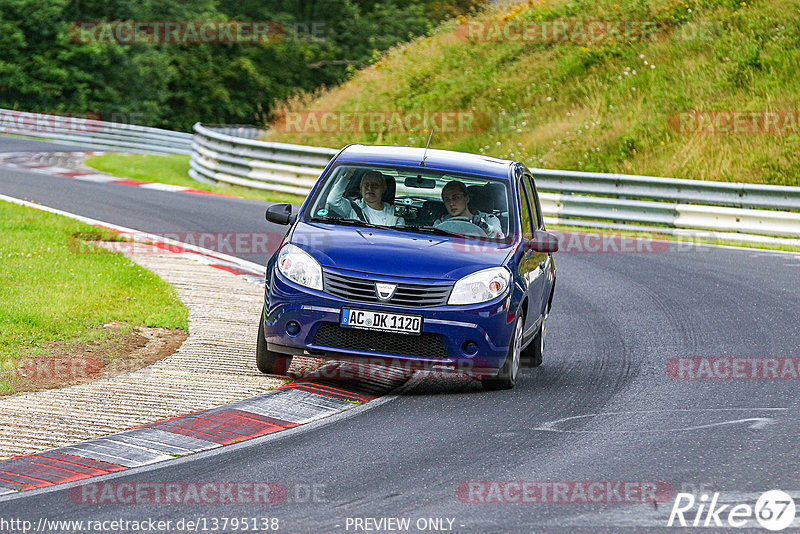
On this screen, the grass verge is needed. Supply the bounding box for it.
[84,153,307,204]
[0,200,189,394]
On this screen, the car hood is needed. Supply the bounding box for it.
[291,221,513,280]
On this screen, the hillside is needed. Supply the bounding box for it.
[261,0,800,186]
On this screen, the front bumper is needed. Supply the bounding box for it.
[263,269,517,375]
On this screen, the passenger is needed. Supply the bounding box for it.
[434,181,503,237]
[327,169,404,226]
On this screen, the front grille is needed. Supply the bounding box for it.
[323,270,451,307]
[313,323,447,358]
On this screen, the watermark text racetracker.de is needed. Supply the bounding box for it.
[272,110,487,134]
[0,109,150,135]
[456,19,722,43]
[456,480,674,503]
[290,358,479,382]
[71,230,716,258]
[68,481,327,505]
[667,357,800,379]
[69,21,285,44]
[450,230,712,255]
[0,354,104,384]
[71,231,285,256]
[0,516,281,533]
[668,110,800,134]
[456,19,658,43]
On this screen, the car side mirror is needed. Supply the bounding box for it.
[265,203,295,225]
[526,230,559,253]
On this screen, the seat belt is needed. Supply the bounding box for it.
[349,199,368,222]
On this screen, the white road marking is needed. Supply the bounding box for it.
[74,173,118,183]
[532,408,787,433]
[139,183,190,192]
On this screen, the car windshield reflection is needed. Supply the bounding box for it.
[304,164,514,242]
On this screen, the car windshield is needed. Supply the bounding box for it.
[304,164,514,242]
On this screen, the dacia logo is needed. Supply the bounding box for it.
[375,283,396,301]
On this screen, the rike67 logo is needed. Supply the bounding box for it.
[668,490,796,531]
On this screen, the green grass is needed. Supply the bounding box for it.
[84,153,307,204]
[0,200,189,392]
[262,0,800,186]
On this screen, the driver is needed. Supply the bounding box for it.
[327,169,404,226]
[434,181,503,237]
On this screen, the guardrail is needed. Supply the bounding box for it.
[0,109,192,154]
[189,123,800,245]
[537,193,800,239]
[533,170,800,242]
[189,123,337,196]
[5,111,796,245]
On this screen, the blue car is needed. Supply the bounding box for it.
[258,145,558,390]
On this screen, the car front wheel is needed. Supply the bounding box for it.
[481,314,523,391]
[521,312,546,368]
[256,307,292,375]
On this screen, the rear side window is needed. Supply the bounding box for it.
[517,178,534,240]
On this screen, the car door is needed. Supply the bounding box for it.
[524,172,554,319]
[517,175,546,345]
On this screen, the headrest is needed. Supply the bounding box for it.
[467,184,493,214]
[419,199,448,222]
[483,182,507,212]
[381,174,396,204]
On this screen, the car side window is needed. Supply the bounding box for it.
[522,174,541,229]
[517,178,534,240]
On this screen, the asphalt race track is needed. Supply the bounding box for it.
[2,138,799,532]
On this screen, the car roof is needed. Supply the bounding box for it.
[336,145,516,180]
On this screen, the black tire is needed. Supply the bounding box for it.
[481,314,523,391]
[521,314,545,368]
[256,308,292,375]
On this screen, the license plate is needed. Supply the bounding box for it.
[340,308,422,335]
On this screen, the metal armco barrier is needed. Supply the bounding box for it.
[189,123,800,244]
[532,169,800,211]
[5,110,796,245]
[0,109,192,154]
[538,193,800,239]
[189,123,337,196]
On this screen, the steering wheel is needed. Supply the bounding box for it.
[433,216,488,237]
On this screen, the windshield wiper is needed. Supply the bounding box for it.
[309,216,383,229]
[397,224,508,242]
[310,218,477,236]
[394,225,455,237]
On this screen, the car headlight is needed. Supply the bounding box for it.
[448,267,511,305]
[277,244,323,290]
